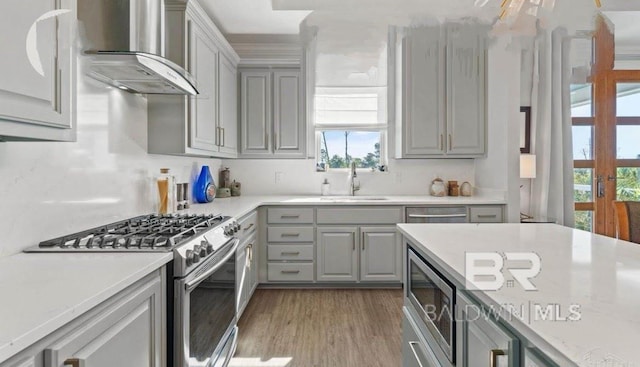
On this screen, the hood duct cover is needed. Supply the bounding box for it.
[78,0,198,95]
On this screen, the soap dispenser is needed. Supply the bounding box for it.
[321,179,331,196]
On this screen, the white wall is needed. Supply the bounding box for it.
[473,36,522,223]
[0,71,221,258]
[222,158,475,196]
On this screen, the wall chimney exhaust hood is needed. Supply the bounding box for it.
[78,0,198,95]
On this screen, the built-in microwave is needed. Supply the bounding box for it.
[406,247,456,364]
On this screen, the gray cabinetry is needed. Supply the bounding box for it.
[0,0,76,142]
[237,232,257,317]
[456,292,520,367]
[360,227,401,282]
[148,1,239,158]
[316,226,359,282]
[0,271,165,367]
[239,68,305,158]
[398,23,487,158]
[402,307,441,367]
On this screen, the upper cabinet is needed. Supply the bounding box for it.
[148,1,239,158]
[0,0,76,142]
[239,68,306,158]
[397,23,487,158]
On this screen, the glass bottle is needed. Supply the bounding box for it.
[157,168,176,214]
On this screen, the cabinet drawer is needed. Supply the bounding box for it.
[469,206,503,223]
[268,244,314,261]
[268,263,314,282]
[238,211,257,238]
[316,207,402,224]
[267,208,314,224]
[267,226,314,242]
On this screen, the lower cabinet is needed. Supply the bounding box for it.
[402,307,441,367]
[237,232,258,317]
[456,291,520,367]
[316,226,401,283]
[26,271,164,367]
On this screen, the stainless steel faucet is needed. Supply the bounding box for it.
[348,162,360,196]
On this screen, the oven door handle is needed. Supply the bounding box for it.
[185,238,240,291]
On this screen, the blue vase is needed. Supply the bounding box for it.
[194,166,216,203]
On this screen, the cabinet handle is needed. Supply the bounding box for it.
[248,244,253,262]
[215,127,220,146]
[281,233,300,237]
[408,214,467,218]
[440,134,444,151]
[243,223,255,231]
[448,134,452,151]
[221,127,226,147]
[490,349,506,367]
[407,342,425,367]
[64,358,82,367]
[281,214,300,219]
[477,214,497,218]
[281,270,300,274]
[281,251,300,256]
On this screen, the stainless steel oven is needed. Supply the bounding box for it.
[175,237,240,367]
[406,247,455,363]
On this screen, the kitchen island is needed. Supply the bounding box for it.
[397,223,640,366]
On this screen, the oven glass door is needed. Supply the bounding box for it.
[407,248,455,362]
[178,240,238,367]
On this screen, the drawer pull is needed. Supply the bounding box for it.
[477,214,498,218]
[281,251,300,256]
[281,215,300,219]
[281,233,300,237]
[281,270,300,274]
[490,349,506,367]
[243,223,255,231]
[408,214,467,218]
[64,359,82,367]
[408,342,425,367]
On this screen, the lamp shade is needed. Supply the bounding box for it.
[520,154,537,179]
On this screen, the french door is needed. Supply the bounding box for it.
[572,17,640,236]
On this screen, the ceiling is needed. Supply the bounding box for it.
[198,0,311,34]
[199,0,640,36]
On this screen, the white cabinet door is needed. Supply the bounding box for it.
[446,24,486,156]
[273,71,304,157]
[0,0,75,141]
[44,273,163,367]
[316,227,358,282]
[218,54,238,156]
[360,227,401,282]
[240,71,271,155]
[188,20,218,152]
[402,26,445,156]
[456,292,519,367]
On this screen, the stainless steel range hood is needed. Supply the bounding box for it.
[78,0,198,95]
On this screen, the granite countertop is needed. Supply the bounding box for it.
[0,252,172,364]
[397,223,640,366]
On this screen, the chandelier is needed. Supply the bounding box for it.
[475,0,602,21]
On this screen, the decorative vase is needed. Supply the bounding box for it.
[194,166,216,203]
[461,182,473,197]
[430,178,446,197]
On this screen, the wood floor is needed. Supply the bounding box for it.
[230,289,403,367]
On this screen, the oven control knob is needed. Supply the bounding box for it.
[234,222,241,232]
[206,243,214,254]
[185,249,194,266]
[191,252,201,264]
[200,240,210,255]
[199,246,207,257]
[193,244,201,256]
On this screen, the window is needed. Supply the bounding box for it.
[314,88,386,171]
[309,16,389,171]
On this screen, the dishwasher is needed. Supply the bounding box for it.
[405,207,468,223]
